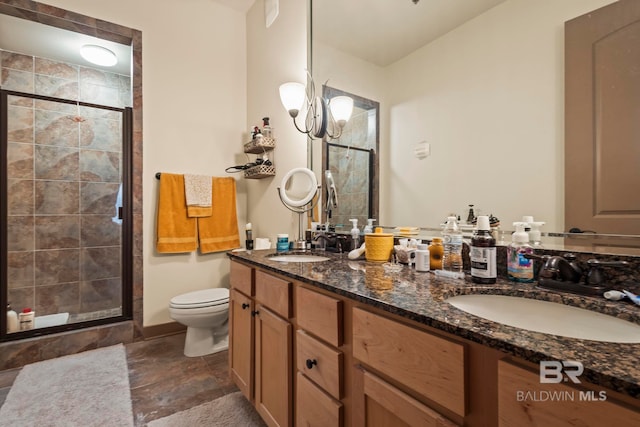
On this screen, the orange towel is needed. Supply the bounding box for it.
[156,173,198,253]
[198,177,241,254]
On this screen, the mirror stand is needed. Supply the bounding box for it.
[277,186,321,249]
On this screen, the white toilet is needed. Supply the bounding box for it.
[169,288,230,357]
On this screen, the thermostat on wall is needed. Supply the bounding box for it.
[415,141,431,159]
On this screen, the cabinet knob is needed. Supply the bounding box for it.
[305,359,318,369]
[241,303,250,310]
[251,310,259,317]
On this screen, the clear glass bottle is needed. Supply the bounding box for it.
[470,216,497,284]
[442,216,463,273]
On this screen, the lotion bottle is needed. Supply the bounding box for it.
[349,218,360,250]
[364,218,375,234]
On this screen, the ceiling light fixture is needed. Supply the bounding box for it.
[80,44,118,67]
[279,72,354,141]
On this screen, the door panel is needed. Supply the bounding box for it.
[565,0,640,234]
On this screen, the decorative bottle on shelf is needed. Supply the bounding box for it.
[470,215,497,284]
[428,237,444,270]
[442,216,463,273]
[262,117,272,138]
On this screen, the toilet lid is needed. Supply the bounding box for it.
[170,288,229,308]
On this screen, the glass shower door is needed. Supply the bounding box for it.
[2,90,129,334]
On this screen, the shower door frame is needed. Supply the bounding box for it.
[0,89,133,341]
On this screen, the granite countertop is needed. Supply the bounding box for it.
[227,249,640,399]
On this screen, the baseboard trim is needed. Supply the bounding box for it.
[143,321,186,339]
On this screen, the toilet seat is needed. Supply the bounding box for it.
[170,288,229,309]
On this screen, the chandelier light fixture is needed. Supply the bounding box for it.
[279,72,354,140]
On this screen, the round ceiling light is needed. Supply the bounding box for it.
[80,44,118,67]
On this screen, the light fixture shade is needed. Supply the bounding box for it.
[80,44,117,67]
[329,96,354,124]
[279,82,306,116]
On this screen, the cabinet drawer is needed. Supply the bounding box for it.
[296,286,343,346]
[255,270,292,318]
[361,369,458,427]
[498,359,640,427]
[230,261,253,296]
[352,307,466,417]
[296,330,343,399]
[296,372,343,427]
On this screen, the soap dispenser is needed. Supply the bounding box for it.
[349,219,360,250]
[364,219,376,234]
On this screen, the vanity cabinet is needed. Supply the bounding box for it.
[498,359,640,427]
[295,286,345,426]
[352,307,466,426]
[229,262,293,427]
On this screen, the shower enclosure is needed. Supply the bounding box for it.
[1,49,133,340]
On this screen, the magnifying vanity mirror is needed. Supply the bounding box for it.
[309,0,640,253]
[278,167,320,248]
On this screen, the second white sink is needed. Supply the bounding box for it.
[446,294,640,343]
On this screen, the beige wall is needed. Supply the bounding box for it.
[245,0,309,245]
[385,0,615,232]
[44,0,248,326]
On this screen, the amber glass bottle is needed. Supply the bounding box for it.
[428,237,444,270]
[470,216,497,284]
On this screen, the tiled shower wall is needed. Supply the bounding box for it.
[2,49,131,319]
[328,107,376,228]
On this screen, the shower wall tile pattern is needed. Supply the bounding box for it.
[2,48,131,319]
[329,107,377,228]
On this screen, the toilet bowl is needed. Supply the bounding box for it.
[169,288,229,357]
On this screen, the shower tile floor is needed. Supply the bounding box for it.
[0,332,239,426]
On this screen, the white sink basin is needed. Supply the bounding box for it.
[446,294,640,343]
[269,254,330,263]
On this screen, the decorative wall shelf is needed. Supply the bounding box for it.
[243,136,275,179]
[244,164,276,179]
[244,136,275,154]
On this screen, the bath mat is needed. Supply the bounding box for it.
[147,391,265,427]
[0,344,133,427]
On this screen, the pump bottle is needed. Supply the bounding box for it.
[349,219,360,250]
[364,219,375,234]
[507,222,534,282]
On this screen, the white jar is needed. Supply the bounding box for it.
[415,244,430,272]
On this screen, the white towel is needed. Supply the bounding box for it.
[184,174,212,217]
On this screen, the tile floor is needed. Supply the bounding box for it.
[0,332,240,426]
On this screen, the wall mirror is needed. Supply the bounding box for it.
[310,0,640,253]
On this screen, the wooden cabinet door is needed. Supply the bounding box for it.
[357,368,457,427]
[229,289,254,401]
[296,372,343,427]
[498,359,640,427]
[255,305,293,427]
